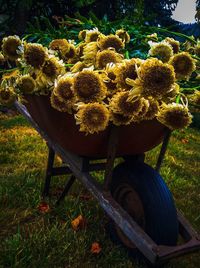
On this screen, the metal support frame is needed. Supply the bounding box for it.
[15,101,200,266]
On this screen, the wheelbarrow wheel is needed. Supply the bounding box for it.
[108,160,178,253]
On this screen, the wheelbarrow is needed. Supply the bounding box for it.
[15,95,200,266]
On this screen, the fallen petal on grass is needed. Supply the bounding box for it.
[181,138,189,144]
[37,202,50,213]
[71,215,87,231]
[90,242,101,254]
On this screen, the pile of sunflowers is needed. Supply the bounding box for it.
[0,28,199,134]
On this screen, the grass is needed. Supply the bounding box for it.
[0,112,200,268]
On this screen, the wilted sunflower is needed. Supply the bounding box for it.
[50,92,70,113]
[24,43,47,68]
[132,98,149,122]
[115,29,130,43]
[2,35,21,61]
[78,30,87,41]
[103,63,119,95]
[53,76,76,113]
[64,44,76,61]
[110,111,133,126]
[81,42,99,65]
[96,49,122,69]
[169,52,196,80]
[148,41,173,63]
[97,34,124,52]
[164,37,180,54]
[0,52,5,65]
[2,70,20,83]
[85,28,101,43]
[76,43,86,59]
[194,41,200,57]
[110,91,143,116]
[190,90,200,106]
[34,56,65,89]
[127,58,176,99]
[0,87,16,106]
[49,39,70,57]
[42,56,65,79]
[163,83,180,101]
[116,59,139,90]
[70,61,86,73]
[17,74,36,94]
[73,70,107,102]
[145,33,158,42]
[156,103,192,130]
[143,98,159,120]
[75,102,109,134]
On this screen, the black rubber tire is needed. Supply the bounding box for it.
[108,160,178,249]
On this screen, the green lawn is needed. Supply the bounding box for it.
[0,113,200,268]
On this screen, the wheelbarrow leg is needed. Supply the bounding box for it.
[103,126,119,191]
[155,129,171,172]
[42,145,55,197]
[55,175,76,206]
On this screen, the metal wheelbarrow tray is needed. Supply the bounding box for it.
[15,95,200,266]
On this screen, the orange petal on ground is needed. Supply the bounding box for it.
[181,138,189,144]
[37,202,50,213]
[90,242,101,254]
[71,215,87,231]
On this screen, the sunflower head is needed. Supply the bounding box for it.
[64,44,76,60]
[75,102,109,134]
[97,34,124,52]
[102,64,120,96]
[169,52,196,80]
[78,30,87,41]
[116,59,138,90]
[143,97,159,120]
[73,70,107,102]
[54,76,75,102]
[76,42,86,58]
[95,49,122,69]
[164,37,180,54]
[17,75,36,94]
[194,41,200,57]
[129,58,176,99]
[148,41,173,63]
[115,29,130,43]
[110,111,133,126]
[42,56,64,79]
[0,52,5,65]
[81,42,99,65]
[110,91,143,116]
[163,83,180,100]
[50,92,71,113]
[85,28,101,43]
[190,90,200,106]
[132,98,150,122]
[49,39,70,57]
[156,103,192,130]
[70,61,86,73]
[24,43,46,68]
[0,87,16,106]
[2,35,21,61]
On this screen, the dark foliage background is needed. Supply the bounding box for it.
[1,0,199,38]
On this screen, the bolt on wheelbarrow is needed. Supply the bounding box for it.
[15,96,200,266]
